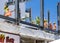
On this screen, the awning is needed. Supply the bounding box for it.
[49,39,60,43]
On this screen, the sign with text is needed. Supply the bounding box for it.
[0,31,20,43]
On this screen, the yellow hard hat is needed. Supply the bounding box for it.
[4,5,8,9]
[53,22,56,24]
[4,5,9,12]
[44,20,47,22]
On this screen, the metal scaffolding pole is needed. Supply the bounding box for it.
[29,8,32,22]
[15,0,20,25]
[48,10,50,27]
[57,2,60,33]
[40,0,44,27]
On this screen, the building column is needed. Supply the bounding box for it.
[45,40,47,43]
[34,40,36,43]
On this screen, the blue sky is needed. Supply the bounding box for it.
[26,0,60,25]
[0,0,59,24]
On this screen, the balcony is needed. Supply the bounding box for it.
[0,15,59,41]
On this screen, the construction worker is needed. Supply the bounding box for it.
[53,22,56,31]
[4,4,15,23]
[49,23,53,30]
[44,20,48,29]
[4,5,11,17]
[36,17,40,25]
[31,20,35,24]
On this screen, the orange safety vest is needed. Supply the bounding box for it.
[49,23,53,30]
[4,10,11,16]
[53,24,56,30]
[44,22,48,28]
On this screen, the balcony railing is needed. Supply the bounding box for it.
[0,15,59,34]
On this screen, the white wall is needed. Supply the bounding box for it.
[0,0,8,15]
[19,2,26,19]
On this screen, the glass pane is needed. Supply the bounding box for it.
[21,0,40,25]
[21,38,34,43]
[36,40,45,43]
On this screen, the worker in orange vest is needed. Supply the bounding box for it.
[44,20,48,29]
[4,4,15,22]
[53,22,56,30]
[49,23,53,30]
[4,5,12,17]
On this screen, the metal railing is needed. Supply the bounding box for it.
[0,15,59,34]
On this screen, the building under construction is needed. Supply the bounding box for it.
[0,0,60,43]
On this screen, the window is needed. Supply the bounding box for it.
[21,38,34,43]
[36,40,45,43]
